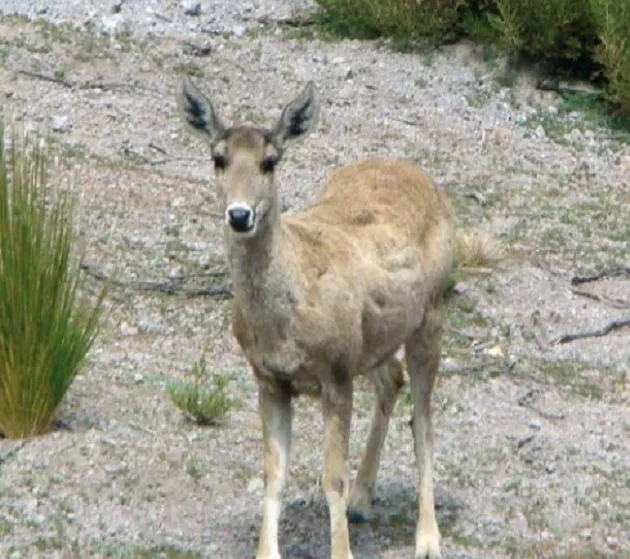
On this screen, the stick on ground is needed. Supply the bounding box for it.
[553,317,630,344]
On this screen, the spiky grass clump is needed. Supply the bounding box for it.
[0,123,106,439]
[455,228,504,269]
[169,353,234,426]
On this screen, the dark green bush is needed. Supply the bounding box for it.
[315,0,630,116]
[589,0,630,114]
[315,0,468,45]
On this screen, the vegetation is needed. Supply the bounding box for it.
[314,0,630,116]
[0,122,107,439]
[168,352,234,426]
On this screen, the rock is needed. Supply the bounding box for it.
[545,463,556,474]
[606,536,619,550]
[51,117,71,133]
[533,125,546,139]
[529,419,542,431]
[494,126,512,146]
[182,1,202,16]
[133,373,144,385]
[231,24,245,37]
[485,344,504,358]
[98,13,125,35]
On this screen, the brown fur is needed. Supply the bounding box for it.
[178,77,452,559]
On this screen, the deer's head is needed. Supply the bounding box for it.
[177,78,320,238]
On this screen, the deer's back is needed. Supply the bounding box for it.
[288,158,455,287]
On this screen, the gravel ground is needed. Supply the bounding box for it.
[0,1,629,558]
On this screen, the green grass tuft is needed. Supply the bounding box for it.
[168,353,234,426]
[0,122,107,439]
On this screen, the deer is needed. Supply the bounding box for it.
[177,77,468,559]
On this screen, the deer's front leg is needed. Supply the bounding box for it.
[322,375,354,559]
[257,381,292,559]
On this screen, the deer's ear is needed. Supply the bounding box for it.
[176,77,227,143]
[271,81,319,148]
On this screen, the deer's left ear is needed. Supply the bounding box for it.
[271,81,320,148]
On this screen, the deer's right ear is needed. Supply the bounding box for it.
[176,77,226,142]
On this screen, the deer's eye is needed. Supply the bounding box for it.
[260,157,277,174]
[213,154,228,170]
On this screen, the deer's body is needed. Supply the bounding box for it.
[178,79,452,559]
[232,157,454,396]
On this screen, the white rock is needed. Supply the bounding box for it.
[231,24,245,37]
[51,117,71,133]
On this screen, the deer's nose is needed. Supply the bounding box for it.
[226,205,254,233]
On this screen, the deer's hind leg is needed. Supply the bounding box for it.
[348,357,404,522]
[406,303,443,559]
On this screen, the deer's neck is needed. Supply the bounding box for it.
[227,209,298,323]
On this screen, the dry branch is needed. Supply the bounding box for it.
[571,266,630,285]
[16,70,131,92]
[80,263,232,299]
[553,317,630,345]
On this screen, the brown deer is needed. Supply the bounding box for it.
[177,77,464,559]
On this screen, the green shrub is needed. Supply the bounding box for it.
[315,0,468,45]
[168,353,234,426]
[487,0,599,76]
[0,123,107,439]
[589,0,630,115]
[315,0,630,117]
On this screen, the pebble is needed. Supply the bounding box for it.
[51,116,71,133]
[606,536,619,550]
[529,419,542,430]
[182,1,202,16]
[232,24,245,37]
[133,373,144,385]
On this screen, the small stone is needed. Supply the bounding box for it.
[133,373,144,385]
[182,2,202,16]
[545,463,556,474]
[534,125,546,139]
[344,68,354,80]
[606,536,619,550]
[494,127,511,146]
[529,419,542,431]
[247,477,264,494]
[232,24,245,37]
[98,13,125,35]
[485,344,504,358]
[51,117,71,133]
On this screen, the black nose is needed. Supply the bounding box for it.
[227,207,253,232]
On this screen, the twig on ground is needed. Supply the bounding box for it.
[80,263,232,299]
[570,288,630,309]
[17,70,73,88]
[571,266,630,285]
[148,142,168,155]
[17,71,131,92]
[462,191,488,206]
[552,317,630,345]
[391,116,423,126]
